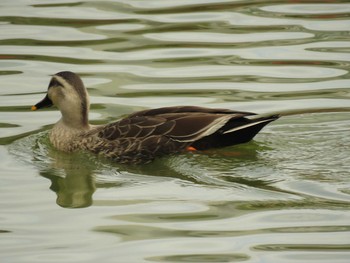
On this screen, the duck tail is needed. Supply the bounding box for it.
[191,114,279,150]
[223,114,279,134]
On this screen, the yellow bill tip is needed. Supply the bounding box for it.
[31,105,37,111]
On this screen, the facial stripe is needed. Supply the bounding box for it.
[48,78,62,88]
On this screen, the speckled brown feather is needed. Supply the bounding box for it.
[82,106,278,163]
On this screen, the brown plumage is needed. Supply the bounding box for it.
[32,71,279,163]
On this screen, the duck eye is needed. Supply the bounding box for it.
[49,78,62,88]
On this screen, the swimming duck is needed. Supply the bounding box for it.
[32,71,279,163]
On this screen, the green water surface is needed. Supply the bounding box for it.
[1,1,350,262]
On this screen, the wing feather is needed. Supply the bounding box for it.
[88,105,271,163]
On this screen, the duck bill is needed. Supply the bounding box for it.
[31,94,53,111]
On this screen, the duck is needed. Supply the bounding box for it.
[32,71,279,163]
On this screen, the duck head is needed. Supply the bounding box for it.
[32,71,90,128]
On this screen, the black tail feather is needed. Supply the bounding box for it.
[192,115,279,150]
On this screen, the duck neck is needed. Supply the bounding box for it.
[60,107,90,130]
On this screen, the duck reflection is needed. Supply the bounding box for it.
[39,148,96,208]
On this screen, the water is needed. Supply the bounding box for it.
[1,0,350,262]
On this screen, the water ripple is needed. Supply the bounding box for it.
[1,1,350,262]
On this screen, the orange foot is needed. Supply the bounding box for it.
[186,146,197,152]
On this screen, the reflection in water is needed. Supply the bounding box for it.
[37,142,97,208]
[39,157,96,208]
[10,132,97,208]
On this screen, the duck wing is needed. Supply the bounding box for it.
[90,106,278,163]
